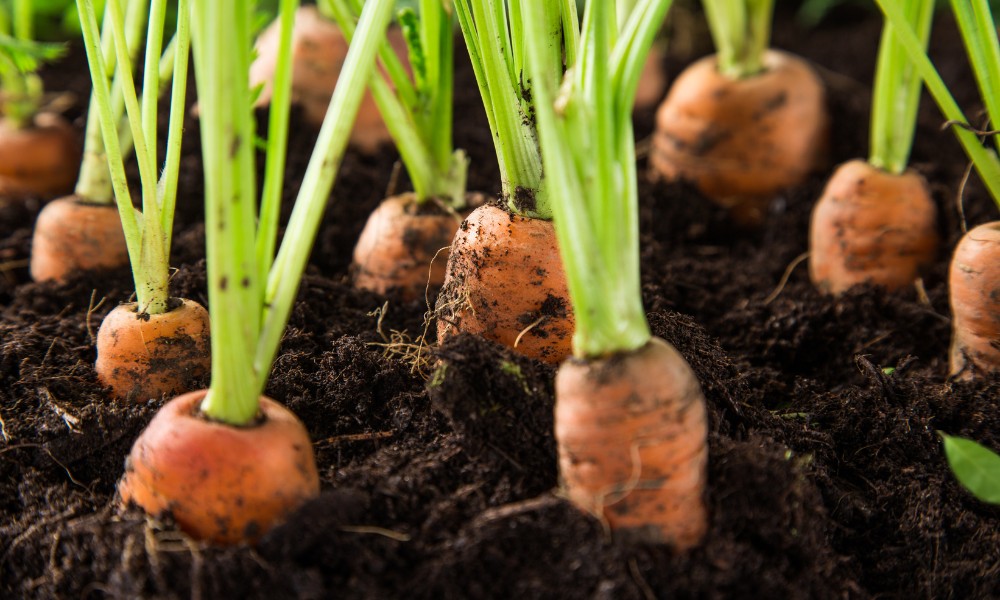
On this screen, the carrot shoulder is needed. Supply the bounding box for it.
[30,196,130,282]
[118,390,320,544]
[651,50,828,224]
[949,222,1000,379]
[96,299,211,401]
[555,337,709,549]
[809,159,938,294]
[435,203,574,364]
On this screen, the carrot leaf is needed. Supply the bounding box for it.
[941,433,1000,505]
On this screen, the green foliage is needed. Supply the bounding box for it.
[0,33,64,73]
[941,433,1000,505]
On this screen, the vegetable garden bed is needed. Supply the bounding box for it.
[2,3,1000,598]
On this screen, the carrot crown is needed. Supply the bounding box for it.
[874,0,1000,207]
[868,0,933,175]
[453,0,577,220]
[324,0,468,208]
[77,0,191,316]
[523,0,672,359]
[0,1,65,128]
[190,0,395,426]
[702,0,774,79]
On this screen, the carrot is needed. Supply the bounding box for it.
[436,203,574,363]
[353,193,485,300]
[555,338,708,547]
[651,49,828,224]
[95,298,211,401]
[118,389,320,544]
[250,4,408,152]
[948,222,1000,378]
[29,196,128,281]
[328,1,475,301]
[809,160,937,294]
[0,113,80,202]
[523,0,708,547]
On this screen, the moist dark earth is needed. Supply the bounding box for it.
[3,4,1000,599]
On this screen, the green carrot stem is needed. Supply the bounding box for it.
[702,0,774,79]
[868,0,933,174]
[874,0,1000,209]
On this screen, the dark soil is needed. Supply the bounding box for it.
[3,4,1000,599]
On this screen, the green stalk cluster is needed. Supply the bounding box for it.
[523,0,672,358]
[702,0,774,79]
[324,0,467,207]
[453,0,579,219]
[77,0,191,316]
[190,0,395,426]
[868,0,933,175]
[0,0,65,128]
[874,0,1000,206]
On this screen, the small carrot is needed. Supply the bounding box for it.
[95,299,211,401]
[353,193,485,300]
[250,4,407,152]
[809,161,937,294]
[651,0,828,225]
[524,0,708,547]
[809,1,937,295]
[949,222,1000,378]
[328,1,475,301]
[436,202,574,363]
[0,113,80,202]
[118,390,320,544]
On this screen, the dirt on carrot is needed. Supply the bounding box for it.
[95,298,211,401]
[948,221,1000,379]
[809,159,938,295]
[650,50,829,225]
[435,202,573,364]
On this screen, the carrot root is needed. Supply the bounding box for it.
[555,337,708,549]
[118,389,320,544]
[651,50,828,225]
[435,203,574,364]
[352,193,483,301]
[949,222,1000,379]
[30,196,130,282]
[0,114,81,202]
[95,299,211,401]
[809,160,938,295]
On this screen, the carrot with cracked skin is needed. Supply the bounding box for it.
[809,0,937,295]
[524,0,708,547]
[0,2,79,203]
[115,0,395,544]
[434,0,576,363]
[326,0,478,300]
[76,0,208,402]
[651,1,828,225]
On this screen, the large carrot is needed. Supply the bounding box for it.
[112,0,396,543]
[250,4,408,153]
[435,0,575,363]
[810,1,937,295]
[326,0,477,301]
[650,1,828,225]
[524,0,708,547]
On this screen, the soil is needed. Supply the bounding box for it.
[3,4,1000,599]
